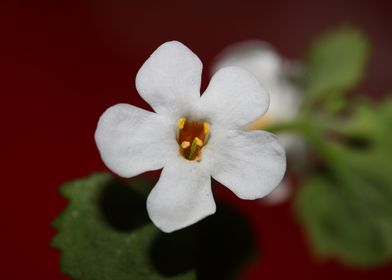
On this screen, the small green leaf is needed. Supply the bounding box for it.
[304,27,370,104]
[52,173,195,280]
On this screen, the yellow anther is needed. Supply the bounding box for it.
[186,137,204,160]
[180,141,190,149]
[178,117,186,129]
[203,122,209,134]
[194,137,203,147]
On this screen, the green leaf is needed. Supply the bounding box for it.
[340,99,392,149]
[296,174,392,267]
[52,173,257,279]
[304,27,370,104]
[52,173,195,280]
[296,99,392,267]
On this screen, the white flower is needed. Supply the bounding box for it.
[213,41,306,204]
[95,41,286,232]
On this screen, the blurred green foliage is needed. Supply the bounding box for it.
[304,27,369,107]
[295,27,392,267]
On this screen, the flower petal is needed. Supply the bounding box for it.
[95,104,177,178]
[198,66,269,128]
[211,130,286,200]
[147,159,216,233]
[136,41,202,116]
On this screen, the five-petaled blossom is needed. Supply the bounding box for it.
[95,41,286,233]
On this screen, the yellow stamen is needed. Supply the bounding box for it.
[180,141,190,149]
[203,122,209,134]
[177,118,209,161]
[178,117,186,129]
[188,137,203,160]
[194,137,203,146]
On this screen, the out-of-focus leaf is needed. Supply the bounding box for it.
[340,99,392,149]
[297,162,392,267]
[304,27,369,104]
[296,98,392,267]
[52,173,195,280]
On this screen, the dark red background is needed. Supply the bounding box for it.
[2,0,392,279]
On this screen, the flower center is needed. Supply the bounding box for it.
[177,117,209,161]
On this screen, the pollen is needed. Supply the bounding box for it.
[178,118,186,130]
[177,117,210,161]
[194,137,203,146]
[203,122,209,134]
[181,141,191,149]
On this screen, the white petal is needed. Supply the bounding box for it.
[198,67,269,128]
[95,104,177,178]
[211,130,286,200]
[135,41,202,116]
[147,158,216,233]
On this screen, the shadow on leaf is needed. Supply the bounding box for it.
[99,178,150,231]
[70,174,258,280]
[149,200,257,279]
